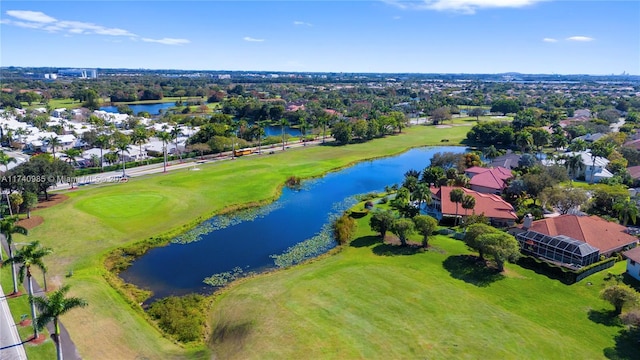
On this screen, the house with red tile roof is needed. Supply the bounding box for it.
[622,246,640,281]
[430,186,518,226]
[522,215,638,256]
[464,166,513,194]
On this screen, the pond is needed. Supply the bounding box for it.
[119,146,467,301]
[99,102,177,116]
[264,125,302,137]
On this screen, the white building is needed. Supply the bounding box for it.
[623,247,640,281]
[563,151,613,183]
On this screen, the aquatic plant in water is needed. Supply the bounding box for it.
[172,201,284,244]
[203,267,248,287]
[270,196,359,268]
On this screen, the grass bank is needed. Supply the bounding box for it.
[208,206,634,359]
[0,252,56,359]
[20,124,471,359]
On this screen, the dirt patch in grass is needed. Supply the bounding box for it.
[435,125,453,129]
[17,216,44,230]
[35,194,69,211]
[16,194,68,230]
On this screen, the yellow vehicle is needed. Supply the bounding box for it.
[233,148,253,156]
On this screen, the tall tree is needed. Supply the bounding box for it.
[463,223,498,261]
[33,284,88,360]
[170,125,182,162]
[449,188,465,226]
[391,218,414,247]
[0,216,28,294]
[369,210,397,240]
[413,215,438,248]
[600,284,639,315]
[46,135,62,158]
[95,133,112,170]
[461,194,476,216]
[2,240,52,339]
[468,107,485,120]
[255,120,268,154]
[131,126,149,162]
[411,182,432,210]
[482,145,503,162]
[112,132,131,178]
[613,199,639,226]
[279,118,289,151]
[589,141,614,184]
[23,192,38,219]
[476,232,521,272]
[157,131,172,173]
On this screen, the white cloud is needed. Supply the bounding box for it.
[6,10,56,23]
[543,37,558,43]
[142,37,190,45]
[243,36,265,42]
[293,20,313,27]
[566,36,594,42]
[383,0,546,14]
[393,15,402,20]
[2,9,188,45]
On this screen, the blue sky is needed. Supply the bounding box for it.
[1,1,638,75]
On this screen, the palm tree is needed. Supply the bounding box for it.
[299,117,309,146]
[130,126,149,162]
[482,145,503,163]
[170,125,182,162]
[157,131,172,173]
[613,199,639,226]
[566,154,583,179]
[279,118,289,151]
[462,194,476,216]
[62,148,82,166]
[514,130,533,153]
[568,138,588,152]
[0,150,16,172]
[411,183,432,210]
[450,188,465,226]
[2,240,52,339]
[33,285,87,360]
[256,120,268,154]
[46,135,62,158]
[1,216,28,294]
[589,141,614,184]
[95,134,111,170]
[112,132,131,178]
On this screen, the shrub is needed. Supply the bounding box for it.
[285,176,301,189]
[147,294,206,343]
[333,214,356,245]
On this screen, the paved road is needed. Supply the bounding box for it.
[0,276,28,360]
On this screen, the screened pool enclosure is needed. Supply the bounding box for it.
[516,230,600,268]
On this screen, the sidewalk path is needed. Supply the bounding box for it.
[0,283,28,360]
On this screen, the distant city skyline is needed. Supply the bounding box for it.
[1,1,639,75]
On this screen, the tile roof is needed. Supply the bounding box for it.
[434,186,517,220]
[526,215,638,254]
[623,246,640,263]
[466,166,513,191]
[627,166,640,180]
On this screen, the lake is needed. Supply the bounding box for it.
[264,125,302,137]
[100,102,177,116]
[119,146,467,301]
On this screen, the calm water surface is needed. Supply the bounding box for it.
[119,146,466,300]
[100,102,177,115]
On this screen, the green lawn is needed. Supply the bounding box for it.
[0,252,56,359]
[209,211,635,359]
[21,124,472,359]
